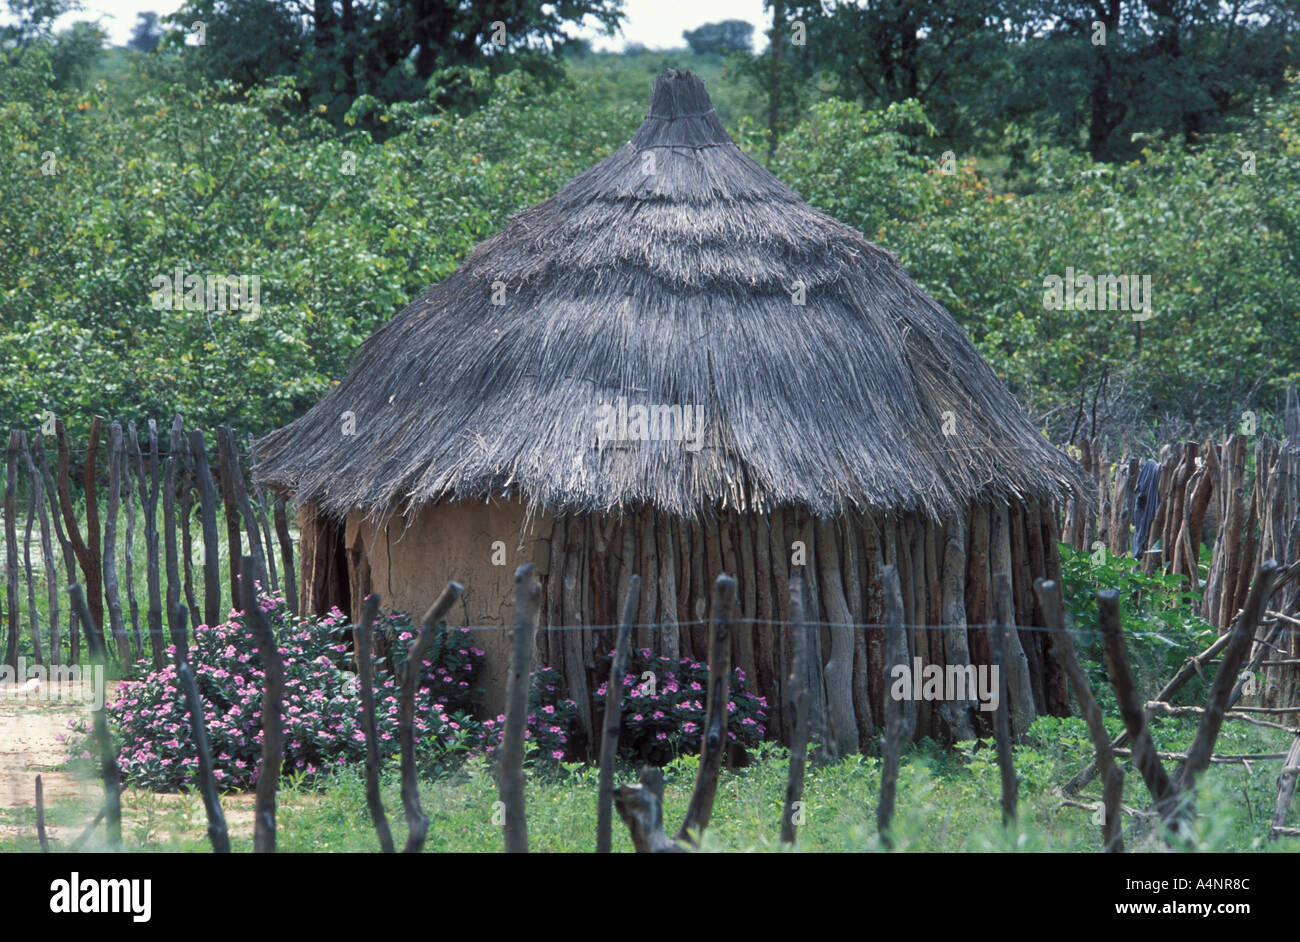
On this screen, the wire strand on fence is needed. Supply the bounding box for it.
[402,616,1299,646]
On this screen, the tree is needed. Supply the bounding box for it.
[48,19,103,86]
[2,0,79,61]
[1017,0,1300,160]
[756,0,1031,152]
[169,0,626,121]
[682,19,754,55]
[128,11,162,52]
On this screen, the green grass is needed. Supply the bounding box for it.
[3,711,1294,852]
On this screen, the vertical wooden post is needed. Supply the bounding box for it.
[636,506,658,652]
[1098,588,1184,832]
[991,575,1019,827]
[128,421,164,667]
[54,421,87,662]
[219,428,269,593]
[247,432,279,593]
[22,434,58,667]
[178,428,200,631]
[354,593,394,853]
[121,433,142,658]
[991,506,1036,737]
[656,511,679,664]
[5,429,22,671]
[845,518,871,750]
[560,516,593,752]
[189,430,222,628]
[781,569,810,845]
[877,564,908,847]
[35,775,50,853]
[677,574,737,847]
[215,427,242,610]
[500,563,540,854]
[939,513,976,741]
[273,498,298,615]
[102,423,129,665]
[596,574,641,853]
[68,582,120,848]
[815,517,862,755]
[35,435,73,663]
[163,452,184,655]
[1036,578,1123,852]
[241,556,283,853]
[20,432,43,666]
[175,615,231,853]
[400,581,463,852]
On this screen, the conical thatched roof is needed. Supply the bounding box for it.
[254,70,1082,522]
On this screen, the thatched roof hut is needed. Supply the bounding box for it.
[255,70,1082,752]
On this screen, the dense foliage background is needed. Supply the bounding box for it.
[3,0,1298,452]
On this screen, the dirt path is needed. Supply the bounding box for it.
[0,680,257,848]
[0,680,110,843]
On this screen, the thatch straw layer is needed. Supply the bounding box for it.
[254,70,1082,523]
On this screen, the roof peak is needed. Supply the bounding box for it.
[631,70,732,148]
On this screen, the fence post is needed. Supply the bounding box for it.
[399,580,463,852]
[676,573,736,847]
[4,430,20,671]
[22,433,57,667]
[273,498,298,616]
[596,574,640,853]
[1036,578,1123,852]
[355,593,394,853]
[241,556,283,853]
[1098,588,1184,833]
[174,610,231,853]
[68,582,120,847]
[103,423,129,665]
[877,565,910,846]
[781,569,811,845]
[183,429,221,630]
[500,563,540,853]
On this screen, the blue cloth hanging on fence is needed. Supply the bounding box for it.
[1130,459,1161,557]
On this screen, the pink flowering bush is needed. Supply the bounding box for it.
[480,666,581,766]
[67,598,497,791]
[592,649,767,766]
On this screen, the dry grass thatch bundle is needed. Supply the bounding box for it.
[253,70,1082,525]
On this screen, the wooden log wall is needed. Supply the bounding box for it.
[534,499,1067,750]
[0,415,299,670]
[1060,385,1300,712]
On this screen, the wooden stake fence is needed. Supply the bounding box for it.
[0,416,302,672]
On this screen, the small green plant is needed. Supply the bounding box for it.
[1058,542,1215,700]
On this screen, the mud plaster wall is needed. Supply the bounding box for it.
[345,500,553,718]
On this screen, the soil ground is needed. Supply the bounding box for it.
[0,679,257,849]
